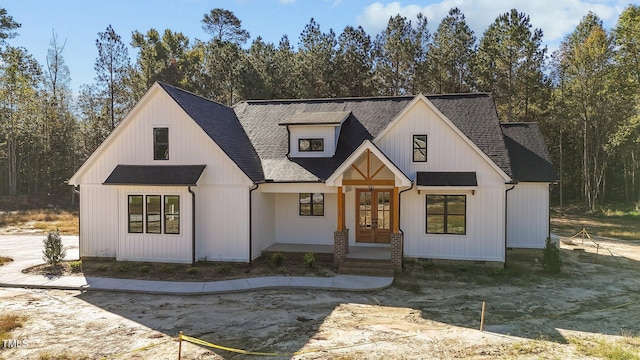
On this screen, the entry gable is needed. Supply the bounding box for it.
[374,94,512,182]
[326,140,411,187]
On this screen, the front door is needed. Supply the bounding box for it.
[356,189,392,243]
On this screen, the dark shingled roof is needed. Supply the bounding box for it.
[233,97,413,181]
[501,123,558,182]
[234,93,514,182]
[158,83,265,182]
[104,165,206,186]
[416,172,478,186]
[279,111,351,125]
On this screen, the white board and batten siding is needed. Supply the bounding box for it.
[73,86,253,263]
[251,191,276,260]
[507,182,550,249]
[273,193,337,246]
[375,99,508,262]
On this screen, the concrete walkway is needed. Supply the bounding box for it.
[0,235,393,294]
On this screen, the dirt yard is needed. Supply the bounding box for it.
[1,235,640,359]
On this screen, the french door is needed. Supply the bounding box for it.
[356,189,392,243]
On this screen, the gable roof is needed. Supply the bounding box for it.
[279,111,351,125]
[158,83,265,182]
[234,93,515,182]
[233,96,413,182]
[501,123,558,182]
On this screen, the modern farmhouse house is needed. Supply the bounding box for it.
[69,82,557,270]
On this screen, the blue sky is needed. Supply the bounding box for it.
[3,0,631,93]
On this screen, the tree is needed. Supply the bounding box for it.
[95,24,130,130]
[297,18,337,98]
[373,13,430,96]
[201,8,250,44]
[42,230,66,265]
[477,9,549,122]
[0,7,20,48]
[0,46,42,195]
[553,13,631,209]
[335,26,375,97]
[427,8,476,93]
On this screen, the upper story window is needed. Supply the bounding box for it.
[299,138,324,152]
[413,135,427,162]
[154,128,169,160]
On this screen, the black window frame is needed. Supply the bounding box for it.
[128,195,144,234]
[298,138,324,152]
[426,194,466,235]
[164,195,180,234]
[299,193,324,216]
[127,194,180,235]
[153,127,169,160]
[145,195,162,234]
[413,134,427,162]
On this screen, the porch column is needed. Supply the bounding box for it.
[391,186,403,271]
[334,186,348,267]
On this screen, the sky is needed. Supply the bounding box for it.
[3,0,633,94]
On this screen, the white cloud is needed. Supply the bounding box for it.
[357,0,623,46]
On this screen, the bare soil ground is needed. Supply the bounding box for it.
[2,237,640,360]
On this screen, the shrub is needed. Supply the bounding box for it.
[271,252,285,267]
[216,263,232,274]
[187,267,198,275]
[303,252,315,268]
[138,265,150,273]
[541,238,562,274]
[69,261,82,273]
[116,262,130,272]
[96,264,108,271]
[42,231,66,265]
[160,264,175,273]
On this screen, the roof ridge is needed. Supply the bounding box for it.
[240,95,416,104]
[157,81,231,109]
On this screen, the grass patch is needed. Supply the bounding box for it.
[569,335,640,360]
[0,256,13,265]
[552,204,640,240]
[69,260,82,273]
[0,314,25,339]
[0,209,78,234]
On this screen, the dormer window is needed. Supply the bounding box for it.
[154,127,169,160]
[299,138,324,152]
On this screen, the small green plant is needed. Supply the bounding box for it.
[541,237,562,274]
[138,265,150,273]
[187,267,198,275]
[303,252,315,268]
[160,264,175,273]
[116,262,130,272]
[42,230,66,265]
[96,264,108,271]
[69,260,82,273]
[271,252,285,267]
[216,263,232,274]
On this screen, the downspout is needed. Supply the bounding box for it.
[188,186,196,265]
[505,183,517,268]
[73,185,81,260]
[398,181,415,265]
[249,183,260,265]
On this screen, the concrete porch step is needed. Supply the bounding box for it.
[338,258,396,277]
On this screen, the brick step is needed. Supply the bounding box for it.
[338,258,396,277]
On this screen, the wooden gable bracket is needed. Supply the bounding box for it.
[347,149,388,184]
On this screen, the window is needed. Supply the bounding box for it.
[128,195,143,233]
[298,138,324,152]
[127,194,180,234]
[299,193,324,216]
[146,195,161,233]
[413,135,427,162]
[154,127,169,160]
[164,195,180,234]
[426,195,466,234]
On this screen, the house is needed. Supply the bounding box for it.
[68,82,558,270]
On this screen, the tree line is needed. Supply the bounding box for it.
[0,6,638,210]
